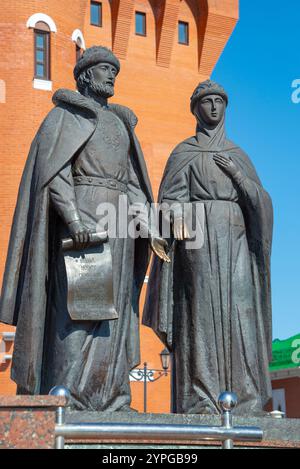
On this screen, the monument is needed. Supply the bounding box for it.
[0,46,168,411]
[143,80,274,416]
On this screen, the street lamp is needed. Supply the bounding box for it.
[130,348,171,413]
[160,348,170,371]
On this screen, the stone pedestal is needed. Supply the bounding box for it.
[0,396,66,449]
[65,411,300,449]
[0,400,299,449]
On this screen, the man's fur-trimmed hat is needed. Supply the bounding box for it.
[74,46,120,80]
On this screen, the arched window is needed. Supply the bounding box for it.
[72,30,86,63]
[34,22,51,80]
[27,13,57,89]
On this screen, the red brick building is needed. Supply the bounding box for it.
[0,0,239,412]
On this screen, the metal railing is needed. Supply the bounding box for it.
[49,387,263,450]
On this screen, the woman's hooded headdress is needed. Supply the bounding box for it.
[190,80,229,152]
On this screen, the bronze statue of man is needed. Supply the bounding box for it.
[0,46,168,411]
[143,80,273,415]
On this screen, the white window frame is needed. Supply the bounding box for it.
[26,13,57,32]
[72,29,86,50]
[272,388,286,414]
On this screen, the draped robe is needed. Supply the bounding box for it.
[0,89,153,410]
[143,117,273,415]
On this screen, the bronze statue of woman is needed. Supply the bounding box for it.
[143,80,273,415]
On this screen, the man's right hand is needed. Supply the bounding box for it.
[68,220,91,248]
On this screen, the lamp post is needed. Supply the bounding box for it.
[130,348,170,413]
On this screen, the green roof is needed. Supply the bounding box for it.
[269,333,300,371]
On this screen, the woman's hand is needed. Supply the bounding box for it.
[173,218,190,241]
[213,153,239,179]
[150,236,171,263]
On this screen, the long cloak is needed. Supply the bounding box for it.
[0,89,153,396]
[143,119,273,415]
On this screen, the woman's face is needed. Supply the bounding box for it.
[195,94,225,127]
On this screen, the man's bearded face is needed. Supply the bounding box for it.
[89,80,114,98]
[89,62,117,98]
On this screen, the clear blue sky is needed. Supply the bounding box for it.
[211,0,300,340]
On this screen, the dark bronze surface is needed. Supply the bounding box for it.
[62,232,117,321]
[143,80,274,416]
[0,46,157,411]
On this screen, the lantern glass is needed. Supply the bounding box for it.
[160,348,170,371]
